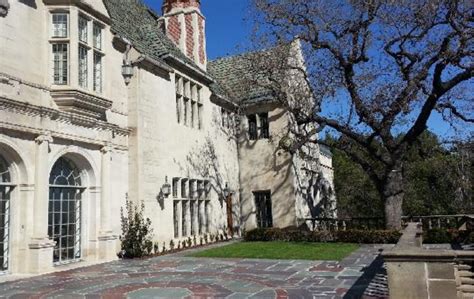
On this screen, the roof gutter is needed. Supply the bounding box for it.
[132,55,174,74]
[161,54,214,84]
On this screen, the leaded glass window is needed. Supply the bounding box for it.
[52,43,68,85]
[78,46,88,88]
[78,16,88,44]
[52,13,68,38]
[48,157,83,264]
[0,155,12,272]
[93,53,102,93]
[93,23,102,49]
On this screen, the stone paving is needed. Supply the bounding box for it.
[0,244,393,299]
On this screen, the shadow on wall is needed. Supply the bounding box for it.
[175,135,241,234]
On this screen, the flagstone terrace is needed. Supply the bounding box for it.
[0,243,391,299]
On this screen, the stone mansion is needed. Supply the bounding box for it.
[0,0,334,275]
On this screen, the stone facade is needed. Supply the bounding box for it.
[0,0,333,276]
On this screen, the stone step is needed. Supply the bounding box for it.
[458,271,474,278]
[458,292,474,299]
[458,264,473,271]
[458,285,474,293]
[461,278,474,285]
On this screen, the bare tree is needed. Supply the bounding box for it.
[247,0,473,228]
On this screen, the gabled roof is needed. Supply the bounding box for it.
[103,0,205,78]
[208,44,292,106]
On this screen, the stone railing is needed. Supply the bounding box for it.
[402,214,474,230]
[302,214,474,232]
[382,222,474,299]
[303,217,385,231]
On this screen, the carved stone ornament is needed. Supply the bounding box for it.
[0,0,9,17]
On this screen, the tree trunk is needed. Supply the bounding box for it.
[383,169,404,230]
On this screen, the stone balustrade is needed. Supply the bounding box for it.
[382,222,474,299]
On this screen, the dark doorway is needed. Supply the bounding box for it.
[254,191,273,228]
[226,194,234,235]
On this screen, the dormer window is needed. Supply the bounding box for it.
[247,113,270,140]
[52,13,68,38]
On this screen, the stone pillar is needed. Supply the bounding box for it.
[28,132,55,274]
[98,145,118,261]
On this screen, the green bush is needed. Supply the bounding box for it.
[423,228,472,244]
[336,230,401,243]
[244,228,401,244]
[120,200,154,258]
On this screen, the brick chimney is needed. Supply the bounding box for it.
[162,0,207,70]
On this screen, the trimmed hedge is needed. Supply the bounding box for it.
[244,228,402,244]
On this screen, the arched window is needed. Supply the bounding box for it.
[48,157,84,264]
[0,155,12,272]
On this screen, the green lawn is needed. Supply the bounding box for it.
[189,241,359,261]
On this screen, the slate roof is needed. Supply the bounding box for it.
[103,0,202,73]
[208,45,291,106]
[102,0,289,106]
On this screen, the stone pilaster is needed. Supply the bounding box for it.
[98,145,118,261]
[28,132,55,274]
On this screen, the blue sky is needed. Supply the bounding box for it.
[144,0,472,141]
[144,0,252,60]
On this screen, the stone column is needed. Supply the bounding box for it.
[98,145,118,261]
[28,132,55,274]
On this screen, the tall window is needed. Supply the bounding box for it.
[0,155,12,272]
[247,113,270,140]
[50,11,104,93]
[78,16,88,43]
[190,201,195,235]
[259,113,270,139]
[173,201,179,238]
[197,87,203,129]
[254,191,273,228]
[181,179,188,198]
[181,201,188,236]
[198,200,203,235]
[176,77,202,129]
[52,13,68,37]
[52,44,68,85]
[93,53,102,93]
[176,77,182,124]
[248,114,257,140]
[48,157,83,264]
[205,201,210,233]
[78,46,88,88]
[172,178,179,198]
[93,23,102,50]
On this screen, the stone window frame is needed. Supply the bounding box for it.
[247,113,270,140]
[48,7,106,94]
[175,74,203,130]
[172,178,211,239]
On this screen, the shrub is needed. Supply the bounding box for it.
[169,240,175,250]
[243,228,401,244]
[120,201,154,258]
[423,228,472,244]
[336,230,402,243]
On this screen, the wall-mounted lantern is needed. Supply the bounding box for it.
[122,63,133,84]
[223,183,230,198]
[0,0,9,17]
[161,176,171,197]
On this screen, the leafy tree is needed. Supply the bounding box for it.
[331,132,473,217]
[248,0,473,228]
